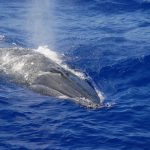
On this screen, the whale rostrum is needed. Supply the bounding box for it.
[0,47,103,108]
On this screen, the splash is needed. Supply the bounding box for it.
[35,46,86,79]
[35,46,63,64]
[95,88,105,103]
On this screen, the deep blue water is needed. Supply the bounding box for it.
[0,0,150,150]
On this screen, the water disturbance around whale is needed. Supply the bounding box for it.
[0,47,104,108]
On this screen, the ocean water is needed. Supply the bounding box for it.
[0,0,150,150]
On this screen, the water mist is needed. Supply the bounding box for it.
[26,0,55,48]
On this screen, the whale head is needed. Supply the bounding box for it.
[30,67,103,108]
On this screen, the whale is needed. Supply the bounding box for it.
[0,47,103,108]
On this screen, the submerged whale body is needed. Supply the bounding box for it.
[0,47,103,108]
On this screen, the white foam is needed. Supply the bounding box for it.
[2,53,10,64]
[61,64,86,79]
[35,46,86,79]
[1,51,29,80]
[0,35,5,41]
[1,52,24,72]
[95,88,105,103]
[12,61,25,72]
[35,46,63,64]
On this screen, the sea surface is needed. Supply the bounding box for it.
[0,0,150,150]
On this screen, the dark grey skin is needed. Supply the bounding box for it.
[0,48,103,108]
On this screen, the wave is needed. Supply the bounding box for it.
[100,54,150,76]
[99,54,150,89]
[0,33,28,48]
[69,0,150,13]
